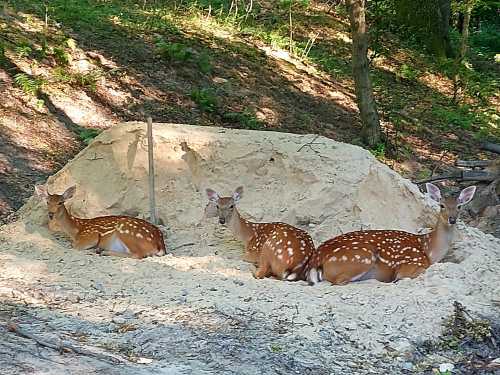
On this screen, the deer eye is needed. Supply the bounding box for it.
[216,205,219,209]
[440,204,445,209]
[58,202,65,206]
[229,205,234,209]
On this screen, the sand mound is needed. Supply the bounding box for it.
[1,123,499,374]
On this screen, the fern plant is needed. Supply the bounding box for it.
[14,73,44,95]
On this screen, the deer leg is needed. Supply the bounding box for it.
[323,262,373,285]
[252,261,272,279]
[394,264,427,281]
[72,233,99,250]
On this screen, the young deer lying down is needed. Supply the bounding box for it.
[205,186,315,280]
[307,183,476,285]
[35,185,166,259]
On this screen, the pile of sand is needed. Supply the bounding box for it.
[1,123,499,374]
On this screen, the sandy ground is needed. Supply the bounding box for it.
[1,123,499,374]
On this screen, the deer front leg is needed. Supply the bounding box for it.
[72,233,99,251]
[243,237,260,264]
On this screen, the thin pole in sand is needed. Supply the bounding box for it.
[146,116,157,225]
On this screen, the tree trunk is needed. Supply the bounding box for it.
[346,0,381,147]
[436,0,453,57]
[459,4,473,59]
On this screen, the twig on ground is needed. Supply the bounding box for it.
[171,242,195,251]
[7,322,125,364]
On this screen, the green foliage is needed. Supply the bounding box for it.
[155,39,213,74]
[432,105,476,130]
[269,343,283,353]
[15,43,32,58]
[14,73,44,95]
[53,46,70,65]
[470,23,500,56]
[223,109,265,129]
[197,52,213,74]
[370,143,386,159]
[279,0,310,9]
[52,67,99,90]
[155,40,192,62]
[0,43,5,64]
[190,88,217,112]
[429,302,493,351]
[398,64,419,81]
[77,128,101,145]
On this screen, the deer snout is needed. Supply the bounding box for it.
[448,217,457,225]
[48,212,54,220]
[219,217,226,225]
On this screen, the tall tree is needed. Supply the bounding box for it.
[395,0,453,58]
[346,0,382,147]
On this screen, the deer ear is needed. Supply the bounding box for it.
[34,185,48,200]
[233,186,243,202]
[457,185,476,206]
[425,183,442,203]
[206,188,220,202]
[61,186,76,201]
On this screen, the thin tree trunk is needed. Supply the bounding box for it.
[459,4,473,59]
[453,2,473,102]
[346,0,381,147]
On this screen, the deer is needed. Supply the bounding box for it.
[35,185,166,259]
[205,186,316,281]
[307,183,476,285]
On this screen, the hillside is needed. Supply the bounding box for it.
[0,0,499,220]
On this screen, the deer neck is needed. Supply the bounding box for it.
[425,217,455,264]
[55,205,80,239]
[228,208,257,245]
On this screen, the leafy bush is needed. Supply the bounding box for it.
[190,88,218,112]
[223,109,265,129]
[78,128,101,145]
[471,23,500,55]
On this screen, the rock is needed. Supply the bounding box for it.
[112,316,126,324]
[402,362,413,370]
[387,338,413,353]
[439,363,454,373]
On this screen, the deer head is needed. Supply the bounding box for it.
[35,185,76,221]
[426,183,476,226]
[205,186,243,225]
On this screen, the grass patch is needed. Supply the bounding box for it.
[223,109,265,130]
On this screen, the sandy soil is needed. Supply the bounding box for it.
[1,123,499,374]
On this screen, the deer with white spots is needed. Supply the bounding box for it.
[205,186,315,280]
[307,183,476,285]
[35,185,166,259]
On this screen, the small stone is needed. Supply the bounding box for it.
[112,316,126,324]
[402,362,413,370]
[93,282,105,293]
[136,357,153,364]
[439,363,454,373]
